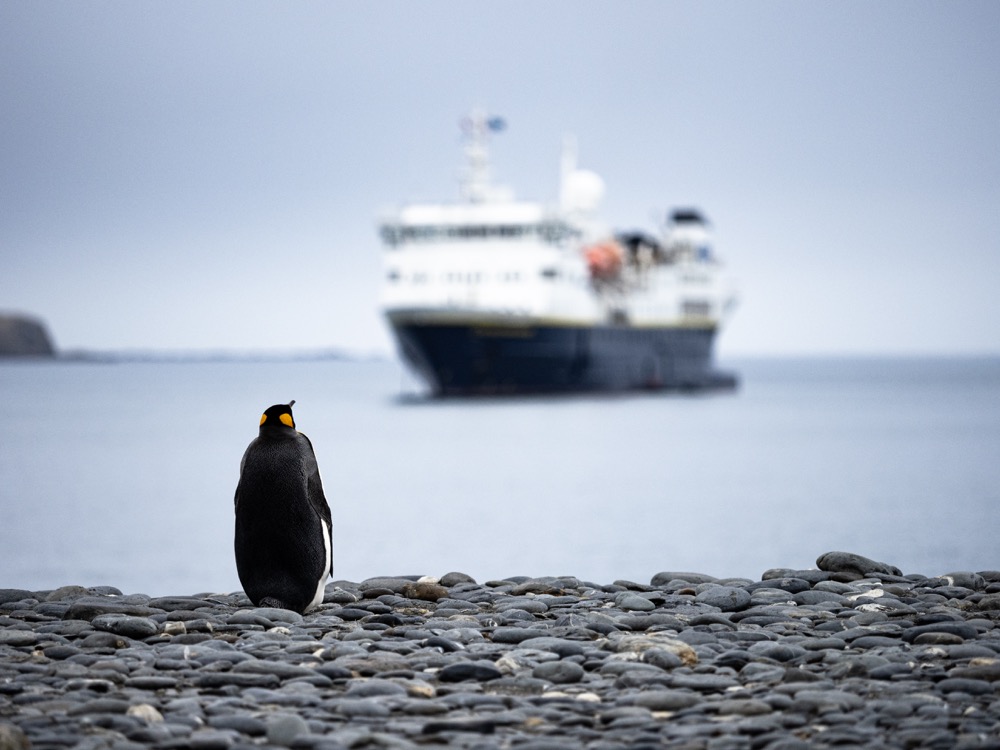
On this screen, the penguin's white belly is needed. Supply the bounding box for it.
[306,518,332,612]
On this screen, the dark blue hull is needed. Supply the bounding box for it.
[390,321,737,395]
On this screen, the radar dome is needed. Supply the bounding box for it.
[560,169,605,213]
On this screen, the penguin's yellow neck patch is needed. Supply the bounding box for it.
[260,412,295,428]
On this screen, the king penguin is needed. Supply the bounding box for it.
[234,400,332,613]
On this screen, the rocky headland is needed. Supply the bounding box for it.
[0,314,55,357]
[1,552,998,749]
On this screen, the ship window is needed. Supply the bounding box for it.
[385,222,584,246]
[541,268,558,280]
[682,300,711,316]
[386,270,400,282]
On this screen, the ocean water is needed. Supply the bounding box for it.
[1,356,998,596]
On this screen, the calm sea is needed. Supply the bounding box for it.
[1,356,997,596]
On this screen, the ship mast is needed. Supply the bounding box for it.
[459,110,505,203]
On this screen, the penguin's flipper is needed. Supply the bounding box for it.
[234,443,254,510]
[300,434,332,525]
[300,433,334,575]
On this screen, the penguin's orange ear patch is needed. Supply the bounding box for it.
[260,413,268,426]
[279,413,294,428]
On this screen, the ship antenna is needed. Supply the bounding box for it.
[459,110,505,203]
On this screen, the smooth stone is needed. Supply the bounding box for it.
[741,663,787,684]
[439,572,477,586]
[248,607,303,624]
[791,689,865,712]
[358,577,421,594]
[67,698,131,716]
[747,641,807,663]
[914,632,965,645]
[334,698,392,718]
[669,673,740,691]
[126,676,179,690]
[746,578,811,594]
[949,662,1000,682]
[627,689,700,710]
[266,714,309,746]
[437,661,503,682]
[0,630,37,647]
[77,632,130,650]
[695,586,752,612]
[44,586,90,602]
[422,719,496,735]
[969,594,1000,611]
[642,648,685,670]
[532,661,585,684]
[346,679,408,697]
[194,673,280,688]
[42,645,80,660]
[800,637,847,651]
[816,551,903,578]
[188,729,239,749]
[936,677,994,695]
[902,622,978,642]
[401,582,448,602]
[62,597,160,621]
[851,636,902,649]
[0,590,35,605]
[716,698,773,716]
[91,614,160,639]
[935,572,986,591]
[517,637,585,657]
[650,571,718,586]
[794,590,846,605]
[207,715,266,736]
[422,636,463,652]
[495,598,548,614]
[869,663,914,680]
[614,592,656,612]
[232,660,315,679]
[761,569,833,584]
[126,704,164,723]
[0,724,30,750]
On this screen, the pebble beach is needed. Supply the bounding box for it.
[2,551,999,750]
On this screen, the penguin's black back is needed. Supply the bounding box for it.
[234,403,331,613]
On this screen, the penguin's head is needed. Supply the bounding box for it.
[259,400,296,432]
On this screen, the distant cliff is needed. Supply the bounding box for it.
[0,313,56,356]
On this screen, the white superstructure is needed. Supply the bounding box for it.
[379,112,735,331]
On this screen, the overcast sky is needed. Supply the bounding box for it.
[2,1,998,357]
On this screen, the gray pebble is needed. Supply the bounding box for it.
[438,661,502,682]
[614,591,656,611]
[695,585,752,611]
[532,660,585,684]
[266,714,309,746]
[91,614,160,639]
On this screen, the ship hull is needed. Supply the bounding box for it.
[389,319,737,395]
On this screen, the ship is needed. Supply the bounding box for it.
[378,112,738,396]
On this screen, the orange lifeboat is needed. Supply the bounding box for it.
[584,240,625,280]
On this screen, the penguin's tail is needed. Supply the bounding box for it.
[258,596,290,610]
